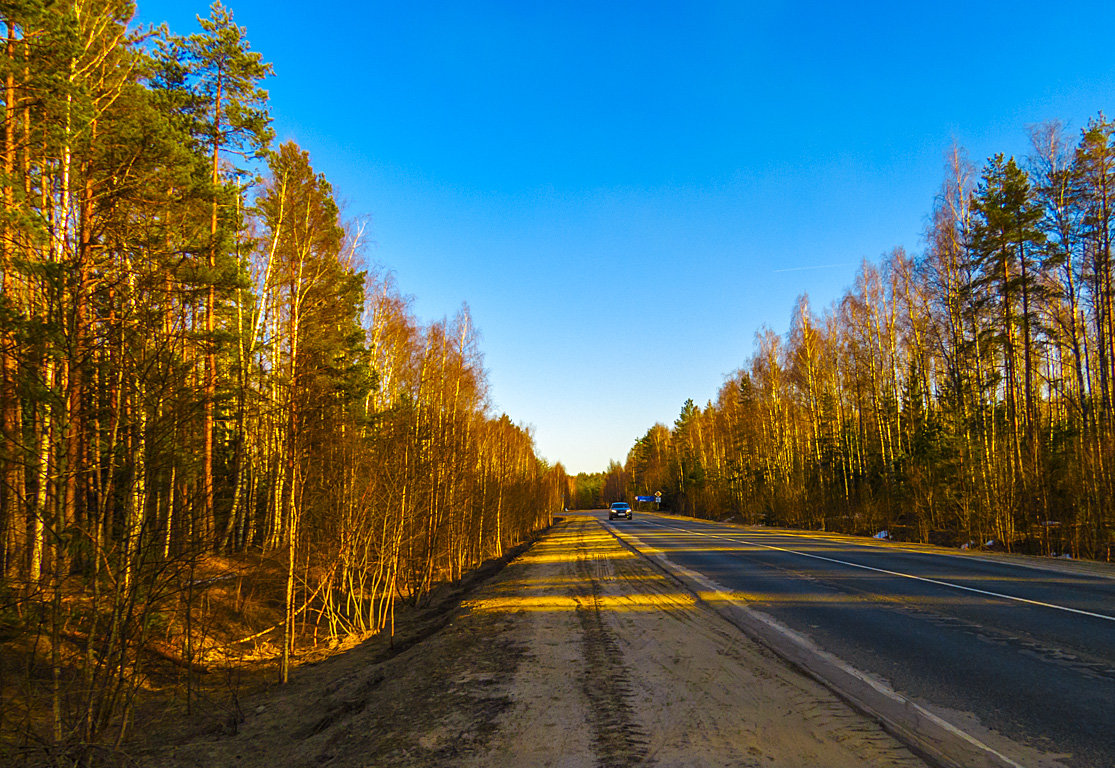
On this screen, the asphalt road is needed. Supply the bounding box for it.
[594,510,1115,768]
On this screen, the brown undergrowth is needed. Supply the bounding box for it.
[0,536,537,768]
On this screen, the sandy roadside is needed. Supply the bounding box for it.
[137,515,930,767]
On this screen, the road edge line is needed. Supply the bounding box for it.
[599,520,1027,768]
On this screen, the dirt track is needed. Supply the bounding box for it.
[137,516,929,767]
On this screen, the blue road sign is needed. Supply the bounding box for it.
[635,495,656,502]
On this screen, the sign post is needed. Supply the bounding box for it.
[655,490,662,511]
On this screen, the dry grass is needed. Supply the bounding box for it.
[1,539,538,766]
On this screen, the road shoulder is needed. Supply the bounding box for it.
[137,516,930,767]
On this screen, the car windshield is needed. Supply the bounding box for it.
[611,503,629,509]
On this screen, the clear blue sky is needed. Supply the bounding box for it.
[136,0,1115,474]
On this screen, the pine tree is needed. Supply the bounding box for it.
[969,154,1046,466]
[154,0,272,548]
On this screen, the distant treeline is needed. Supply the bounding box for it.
[597,124,1115,560]
[0,0,564,757]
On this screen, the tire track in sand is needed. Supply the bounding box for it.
[574,522,650,767]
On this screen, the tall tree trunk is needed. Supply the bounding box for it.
[203,69,224,550]
[2,20,24,578]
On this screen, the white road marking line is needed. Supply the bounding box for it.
[640,519,1115,622]
[609,520,1028,768]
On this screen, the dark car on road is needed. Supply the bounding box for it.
[608,502,632,520]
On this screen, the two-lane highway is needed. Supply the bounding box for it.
[600,511,1115,768]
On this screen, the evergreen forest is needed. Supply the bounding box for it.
[0,1,567,758]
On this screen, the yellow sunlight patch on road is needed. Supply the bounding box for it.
[517,550,638,565]
[468,587,1003,614]
[465,592,699,613]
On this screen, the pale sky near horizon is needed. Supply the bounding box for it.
[135,0,1115,474]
